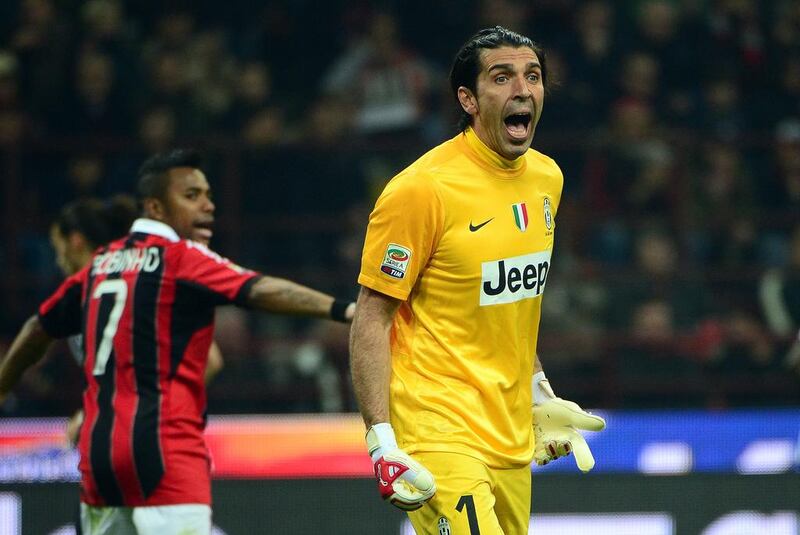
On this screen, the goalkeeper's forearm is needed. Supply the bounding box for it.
[349,287,401,427]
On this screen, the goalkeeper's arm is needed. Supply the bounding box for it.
[349,286,399,429]
[531,356,606,472]
[350,286,436,510]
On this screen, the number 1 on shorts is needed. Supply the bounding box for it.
[456,495,481,535]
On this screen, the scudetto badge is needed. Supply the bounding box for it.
[380,243,412,279]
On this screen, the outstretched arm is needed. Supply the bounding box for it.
[245,276,355,322]
[0,315,55,404]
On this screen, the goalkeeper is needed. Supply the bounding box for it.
[350,26,604,534]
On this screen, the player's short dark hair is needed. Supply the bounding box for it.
[449,26,547,131]
[136,148,204,203]
[54,195,138,247]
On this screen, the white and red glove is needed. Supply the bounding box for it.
[532,372,606,472]
[366,423,436,511]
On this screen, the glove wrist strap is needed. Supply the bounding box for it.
[366,422,398,461]
[532,371,556,405]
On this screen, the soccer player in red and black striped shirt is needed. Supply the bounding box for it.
[0,149,355,535]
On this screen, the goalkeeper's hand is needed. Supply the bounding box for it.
[366,423,436,511]
[532,372,605,472]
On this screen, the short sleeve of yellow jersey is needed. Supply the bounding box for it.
[358,173,443,300]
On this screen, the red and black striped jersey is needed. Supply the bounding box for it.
[38,219,260,506]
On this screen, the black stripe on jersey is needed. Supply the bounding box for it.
[131,248,166,498]
[169,281,215,378]
[89,272,125,506]
[81,266,97,361]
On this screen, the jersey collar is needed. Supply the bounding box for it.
[462,126,526,177]
[130,218,180,242]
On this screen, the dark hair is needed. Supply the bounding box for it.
[449,26,547,131]
[136,148,203,203]
[54,195,138,247]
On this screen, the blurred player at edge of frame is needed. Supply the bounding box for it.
[50,195,224,445]
[350,26,605,534]
[0,148,355,535]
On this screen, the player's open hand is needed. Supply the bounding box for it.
[532,397,605,472]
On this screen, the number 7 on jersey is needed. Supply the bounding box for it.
[92,279,128,376]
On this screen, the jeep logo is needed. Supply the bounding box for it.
[480,251,551,306]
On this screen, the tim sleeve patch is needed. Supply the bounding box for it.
[380,243,412,279]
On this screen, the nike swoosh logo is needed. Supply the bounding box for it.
[469,218,494,232]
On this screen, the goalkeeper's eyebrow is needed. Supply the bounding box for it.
[486,62,541,74]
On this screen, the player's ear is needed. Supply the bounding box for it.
[457,86,478,117]
[142,197,165,221]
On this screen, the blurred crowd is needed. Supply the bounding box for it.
[0,0,799,415]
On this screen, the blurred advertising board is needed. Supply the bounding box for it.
[0,410,796,482]
[0,411,797,533]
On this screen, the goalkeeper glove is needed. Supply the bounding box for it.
[366,423,436,511]
[532,372,606,472]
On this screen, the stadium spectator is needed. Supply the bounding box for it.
[322,9,434,136]
[0,50,29,145]
[614,228,708,332]
[686,142,757,268]
[617,298,706,407]
[628,0,700,124]
[616,51,661,108]
[143,49,197,135]
[563,0,618,128]
[759,225,800,338]
[766,54,800,127]
[477,0,530,31]
[225,61,274,131]
[183,29,238,130]
[704,308,778,406]
[584,99,674,264]
[79,0,139,92]
[761,118,800,215]
[10,0,73,125]
[58,50,132,135]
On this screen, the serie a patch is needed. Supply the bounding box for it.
[380,243,412,279]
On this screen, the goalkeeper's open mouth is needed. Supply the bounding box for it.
[503,111,532,142]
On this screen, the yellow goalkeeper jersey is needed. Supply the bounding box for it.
[358,127,563,468]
